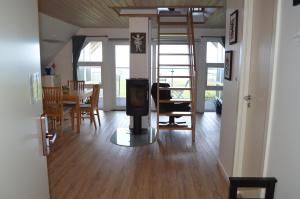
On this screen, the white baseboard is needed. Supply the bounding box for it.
[217,159,230,184]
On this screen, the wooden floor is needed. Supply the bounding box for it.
[47,111,228,199]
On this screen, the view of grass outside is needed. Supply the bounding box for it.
[205,90,223,100]
[207,68,224,87]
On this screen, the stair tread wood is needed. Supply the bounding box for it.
[159,75,191,78]
[159,14,188,17]
[159,64,191,66]
[159,99,191,103]
[159,87,192,90]
[159,33,188,36]
[159,22,188,25]
[159,53,191,55]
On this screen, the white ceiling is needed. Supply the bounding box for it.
[39,13,80,66]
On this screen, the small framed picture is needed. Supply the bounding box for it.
[130,32,146,54]
[229,10,238,45]
[294,0,300,6]
[224,51,233,80]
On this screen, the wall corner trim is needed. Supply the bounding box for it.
[218,159,230,184]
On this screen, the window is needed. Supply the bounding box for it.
[115,45,130,107]
[206,41,225,63]
[207,68,224,87]
[205,40,225,111]
[77,40,102,84]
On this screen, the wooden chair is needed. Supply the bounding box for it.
[42,86,72,136]
[68,80,85,90]
[79,84,101,128]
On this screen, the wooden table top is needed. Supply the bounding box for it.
[63,89,93,99]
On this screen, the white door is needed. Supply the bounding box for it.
[235,0,276,177]
[0,1,50,199]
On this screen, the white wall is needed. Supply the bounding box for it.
[219,0,244,177]
[39,13,79,66]
[0,0,50,198]
[51,27,224,111]
[265,1,300,198]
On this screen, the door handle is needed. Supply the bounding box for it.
[243,95,252,108]
[40,114,50,156]
[40,114,57,156]
[243,95,251,101]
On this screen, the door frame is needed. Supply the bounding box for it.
[232,0,278,177]
[232,0,254,176]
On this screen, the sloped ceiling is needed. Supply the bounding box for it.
[38,0,225,28]
[39,13,80,66]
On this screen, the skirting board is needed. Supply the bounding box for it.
[217,159,230,184]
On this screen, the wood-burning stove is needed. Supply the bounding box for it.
[126,78,149,134]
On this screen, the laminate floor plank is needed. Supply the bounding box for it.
[48,111,228,199]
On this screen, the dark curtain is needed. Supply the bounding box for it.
[220,36,226,48]
[72,36,86,80]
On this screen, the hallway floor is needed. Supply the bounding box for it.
[47,111,228,199]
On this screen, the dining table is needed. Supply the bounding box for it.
[63,88,93,133]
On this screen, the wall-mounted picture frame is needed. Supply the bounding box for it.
[224,51,233,80]
[130,32,146,54]
[229,10,238,45]
[293,0,300,6]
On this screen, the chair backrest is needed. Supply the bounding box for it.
[42,86,63,115]
[91,84,100,109]
[150,83,172,107]
[228,177,277,199]
[68,80,85,90]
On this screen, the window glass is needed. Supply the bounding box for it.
[77,66,101,84]
[206,42,225,63]
[79,41,103,62]
[115,45,130,106]
[159,45,189,54]
[207,68,224,86]
[205,90,223,112]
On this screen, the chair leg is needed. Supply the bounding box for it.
[60,116,64,137]
[71,111,74,130]
[90,110,97,129]
[96,109,101,125]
